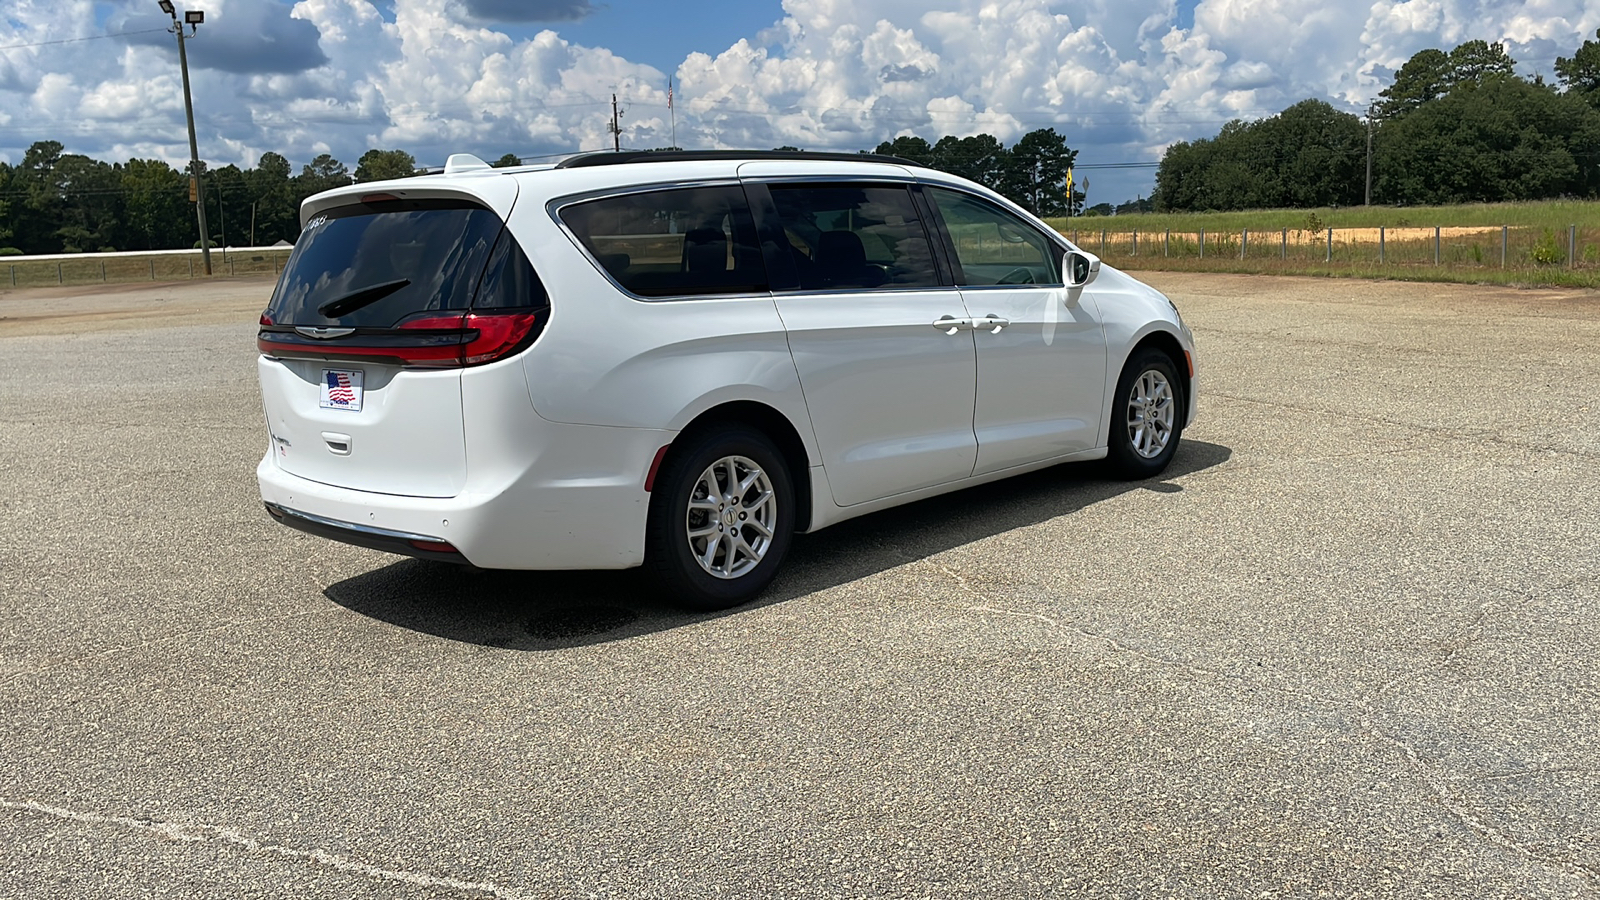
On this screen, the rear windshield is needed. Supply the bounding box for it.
[267,199,505,327]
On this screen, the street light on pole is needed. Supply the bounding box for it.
[159,1,212,275]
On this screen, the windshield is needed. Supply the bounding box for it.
[267,199,504,327]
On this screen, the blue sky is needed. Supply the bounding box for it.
[1,0,1592,206]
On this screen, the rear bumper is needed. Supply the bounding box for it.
[264,502,466,563]
[256,419,674,570]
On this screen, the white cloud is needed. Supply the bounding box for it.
[0,0,1590,203]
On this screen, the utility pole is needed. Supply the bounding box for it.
[160,1,211,275]
[1365,107,1375,207]
[609,94,623,152]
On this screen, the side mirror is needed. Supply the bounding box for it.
[1065,250,1101,287]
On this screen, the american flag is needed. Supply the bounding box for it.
[326,372,356,405]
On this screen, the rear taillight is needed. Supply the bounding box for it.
[256,309,544,368]
[462,313,541,365]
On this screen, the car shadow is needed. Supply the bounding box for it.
[323,440,1232,650]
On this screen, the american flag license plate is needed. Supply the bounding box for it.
[319,368,364,412]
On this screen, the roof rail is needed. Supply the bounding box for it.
[554,149,920,169]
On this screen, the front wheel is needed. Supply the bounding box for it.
[1106,348,1184,480]
[645,425,795,611]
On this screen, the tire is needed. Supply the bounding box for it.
[645,425,795,611]
[1106,347,1184,480]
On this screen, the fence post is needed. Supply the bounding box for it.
[1199,229,1205,259]
[9,265,13,286]
[1434,226,1441,266]
[150,258,156,281]
[1501,226,1507,268]
[1100,230,1106,254]
[1281,228,1287,260]
[1133,230,1138,256]
[100,261,106,282]
[1326,228,1333,262]
[228,255,234,276]
[188,258,193,278]
[1379,226,1385,264]
[1572,225,1579,269]
[57,262,62,284]
[1241,229,1248,260]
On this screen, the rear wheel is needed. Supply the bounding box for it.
[1106,347,1183,480]
[645,425,795,611]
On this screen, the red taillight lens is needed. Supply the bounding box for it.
[463,312,540,365]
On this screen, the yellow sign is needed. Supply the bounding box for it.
[188,178,198,202]
[1065,167,1074,192]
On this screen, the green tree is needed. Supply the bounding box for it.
[246,152,299,245]
[1556,29,1600,100]
[1003,128,1076,216]
[492,153,522,168]
[296,153,351,198]
[1375,74,1600,203]
[354,148,417,182]
[1375,48,1452,119]
[119,158,188,250]
[873,136,934,165]
[930,134,1010,193]
[1151,100,1363,211]
[1448,40,1516,84]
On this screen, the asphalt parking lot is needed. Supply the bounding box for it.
[2,272,1597,898]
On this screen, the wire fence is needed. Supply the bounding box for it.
[0,248,294,289]
[1062,224,1597,275]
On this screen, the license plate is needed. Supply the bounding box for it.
[319,368,364,412]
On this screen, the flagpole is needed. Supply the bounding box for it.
[669,76,677,149]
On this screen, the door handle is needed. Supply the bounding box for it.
[973,315,1009,333]
[931,315,972,335]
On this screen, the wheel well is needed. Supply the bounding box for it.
[1129,330,1190,423]
[674,401,813,531]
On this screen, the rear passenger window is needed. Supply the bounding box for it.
[561,186,767,298]
[767,184,940,291]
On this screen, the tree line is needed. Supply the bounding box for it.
[868,129,1082,216]
[0,144,525,255]
[1152,33,1600,212]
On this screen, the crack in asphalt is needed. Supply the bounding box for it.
[947,562,1594,889]
[1,799,539,900]
[1365,729,1600,889]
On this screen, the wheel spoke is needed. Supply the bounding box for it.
[688,523,719,539]
[746,518,774,539]
[741,488,772,513]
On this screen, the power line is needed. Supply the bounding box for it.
[0,28,168,52]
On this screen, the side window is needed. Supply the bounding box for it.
[767,183,940,291]
[472,227,549,309]
[928,188,1061,286]
[560,186,767,298]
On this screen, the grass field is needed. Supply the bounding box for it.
[1045,199,1600,289]
[0,249,293,289]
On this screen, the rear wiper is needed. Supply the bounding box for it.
[316,278,411,318]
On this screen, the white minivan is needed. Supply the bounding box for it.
[257,150,1197,609]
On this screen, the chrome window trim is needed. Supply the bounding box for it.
[771,284,963,299]
[547,179,773,304]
